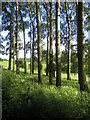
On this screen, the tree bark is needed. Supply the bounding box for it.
[32,26,35,74]
[23,23,27,74]
[36,2,43,84]
[8,3,14,70]
[30,25,32,75]
[28,4,35,74]
[88,43,90,78]
[65,2,71,80]
[46,11,49,76]
[13,28,15,72]
[41,3,49,76]
[16,1,19,74]
[49,2,53,84]
[77,1,88,92]
[19,8,27,74]
[56,1,61,87]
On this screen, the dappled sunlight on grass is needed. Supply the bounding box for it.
[1,60,90,119]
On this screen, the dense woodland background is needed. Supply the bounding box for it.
[0,1,90,119]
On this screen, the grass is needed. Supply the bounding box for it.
[1,60,90,119]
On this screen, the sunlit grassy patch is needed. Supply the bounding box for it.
[2,60,90,119]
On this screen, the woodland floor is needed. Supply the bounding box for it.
[1,60,90,120]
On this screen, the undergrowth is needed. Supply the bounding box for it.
[2,69,90,119]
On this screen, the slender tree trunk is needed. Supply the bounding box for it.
[36,2,43,84]
[16,1,19,74]
[88,43,90,78]
[46,11,49,76]
[13,29,15,72]
[28,4,34,74]
[49,2,53,84]
[30,25,32,75]
[41,3,49,76]
[76,1,78,58]
[77,1,88,92]
[56,1,61,87]
[67,22,71,80]
[23,23,27,74]
[19,8,27,74]
[8,31,12,70]
[11,3,15,73]
[8,3,14,70]
[65,2,71,80]
[32,26,35,74]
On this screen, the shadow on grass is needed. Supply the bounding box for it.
[2,87,90,120]
[2,69,90,120]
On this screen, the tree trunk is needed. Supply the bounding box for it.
[28,4,34,74]
[49,2,53,84]
[30,25,32,75]
[56,1,61,87]
[67,22,71,80]
[8,31,12,70]
[46,11,49,76]
[77,1,88,92]
[76,1,78,59]
[11,3,15,73]
[65,2,71,80]
[32,26,35,74]
[8,3,14,70]
[36,2,43,84]
[13,28,15,72]
[16,1,19,74]
[88,43,90,78]
[19,8,27,74]
[23,23,27,74]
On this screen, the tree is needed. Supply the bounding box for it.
[56,1,61,87]
[8,3,14,70]
[77,1,88,92]
[30,24,32,75]
[32,26,35,74]
[13,27,15,72]
[41,2,50,76]
[19,7,27,74]
[12,3,15,72]
[36,2,43,84]
[65,1,71,80]
[49,2,53,84]
[28,3,35,74]
[16,1,19,74]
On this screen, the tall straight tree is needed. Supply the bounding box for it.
[30,24,32,75]
[65,2,71,80]
[13,28,15,72]
[28,3,35,74]
[49,2,53,84]
[77,1,88,92]
[23,22,27,74]
[19,9,27,74]
[46,11,49,76]
[56,1,61,87]
[42,3,49,76]
[11,3,15,72]
[16,1,19,74]
[36,2,43,84]
[32,26,35,74]
[8,3,14,70]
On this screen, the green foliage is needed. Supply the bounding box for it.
[2,60,90,119]
[2,67,90,119]
[15,59,24,68]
